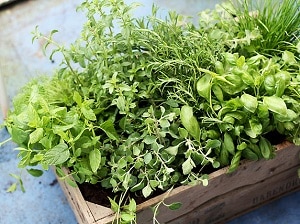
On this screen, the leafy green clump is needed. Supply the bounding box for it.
[3,0,300,219]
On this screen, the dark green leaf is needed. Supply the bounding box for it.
[27,169,43,177]
[99,120,119,141]
[167,202,182,210]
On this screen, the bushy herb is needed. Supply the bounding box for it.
[2,0,300,223]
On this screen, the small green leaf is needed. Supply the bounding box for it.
[27,169,43,177]
[6,183,17,193]
[167,202,182,210]
[259,137,272,159]
[160,119,170,128]
[149,180,159,188]
[144,153,152,164]
[121,213,135,222]
[128,199,136,212]
[282,51,297,65]
[228,150,242,173]
[43,143,70,165]
[142,184,153,198]
[11,127,28,145]
[65,177,77,188]
[178,128,188,139]
[205,139,221,149]
[143,135,156,145]
[89,148,101,173]
[237,142,247,151]
[164,145,179,156]
[182,157,195,175]
[108,197,119,212]
[118,157,127,168]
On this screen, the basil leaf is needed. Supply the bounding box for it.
[263,96,287,116]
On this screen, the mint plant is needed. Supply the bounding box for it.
[2,0,300,223]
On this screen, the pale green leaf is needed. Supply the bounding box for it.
[29,128,44,144]
[240,93,258,113]
[180,105,200,141]
[89,148,101,173]
[43,143,69,165]
[81,105,96,121]
[142,184,153,198]
[182,157,195,175]
[164,145,179,156]
[263,96,287,116]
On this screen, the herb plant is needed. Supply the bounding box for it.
[2,0,300,223]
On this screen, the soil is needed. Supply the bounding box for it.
[78,182,165,208]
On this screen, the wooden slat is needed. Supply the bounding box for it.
[55,168,96,224]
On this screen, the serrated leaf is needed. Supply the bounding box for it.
[11,127,28,145]
[29,128,44,144]
[43,143,69,165]
[89,148,101,173]
[73,91,82,106]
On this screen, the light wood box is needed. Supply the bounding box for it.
[57,141,300,224]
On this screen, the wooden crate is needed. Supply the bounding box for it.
[57,141,300,224]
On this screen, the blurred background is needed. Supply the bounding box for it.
[0,0,299,223]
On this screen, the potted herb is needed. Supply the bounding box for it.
[2,0,300,223]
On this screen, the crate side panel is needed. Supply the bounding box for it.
[135,143,300,223]
[168,165,300,224]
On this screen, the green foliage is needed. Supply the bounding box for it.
[2,0,300,223]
